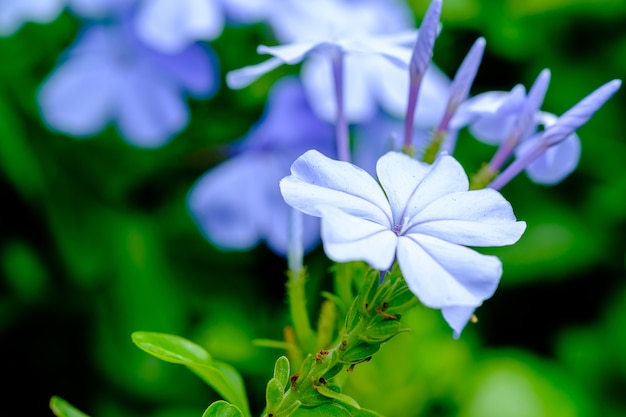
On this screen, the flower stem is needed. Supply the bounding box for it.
[332,50,350,162]
[286,267,316,359]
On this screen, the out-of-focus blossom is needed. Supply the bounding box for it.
[0,0,64,36]
[37,19,218,148]
[352,110,433,175]
[280,150,526,337]
[67,0,133,19]
[134,0,272,53]
[187,77,335,255]
[228,0,449,125]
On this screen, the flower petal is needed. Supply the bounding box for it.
[441,306,476,338]
[397,234,502,308]
[188,154,263,250]
[280,150,392,227]
[226,57,284,89]
[404,154,469,218]
[258,42,319,64]
[520,133,581,185]
[38,57,115,137]
[135,0,223,53]
[407,188,526,246]
[300,52,377,123]
[319,205,397,271]
[115,69,188,147]
[376,151,430,223]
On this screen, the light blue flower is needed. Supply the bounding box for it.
[491,79,622,189]
[187,77,335,255]
[133,0,271,53]
[452,70,582,184]
[280,150,526,337]
[0,0,64,36]
[227,0,449,125]
[37,18,218,148]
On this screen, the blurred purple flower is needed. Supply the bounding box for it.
[67,0,133,18]
[187,77,335,255]
[0,0,64,36]
[228,0,449,125]
[37,18,218,148]
[134,0,272,53]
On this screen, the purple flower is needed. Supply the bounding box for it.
[0,0,64,36]
[187,77,335,255]
[491,79,622,189]
[453,70,584,184]
[37,18,218,148]
[68,0,133,18]
[280,150,526,337]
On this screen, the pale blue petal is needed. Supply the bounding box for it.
[188,153,264,250]
[374,61,450,128]
[441,306,476,338]
[319,206,397,271]
[135,0,223,52]
[406,189,527,246]
[520,134,581,185]
[226,57,284,89]
[400,155,469,221]
[460,86,526,144]
[145,42,219,97]
[397,234,502,308]
[300,53,377,123]
[115,68,188,147]
[280,150,392,227]
[258,42,319,64]
[0,0,64,36]
[376,152,430,224]
[38,57,116,137]
[221,0,271,23]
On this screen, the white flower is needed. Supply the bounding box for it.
[280,150,526,336]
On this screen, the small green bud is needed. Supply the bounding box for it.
[265,377,285,412]
[273,356,290,389]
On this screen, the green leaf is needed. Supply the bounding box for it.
[132,331,212,365]
[202,401,244,417]
[49,396,91,417]
[292,403,352,417]
[353,408,385,417]
[132,332,250,417]
[265,377,285,411]
[314,384,361,410]
[273,356,290,389]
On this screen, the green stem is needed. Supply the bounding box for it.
[286,268,316,358]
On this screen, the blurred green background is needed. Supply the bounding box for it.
[1,1,626,416]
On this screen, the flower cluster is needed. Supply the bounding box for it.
[5,0,620,337]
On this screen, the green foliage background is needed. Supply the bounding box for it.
[1,1,625,416]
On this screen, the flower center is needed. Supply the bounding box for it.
[392,223,402,236]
